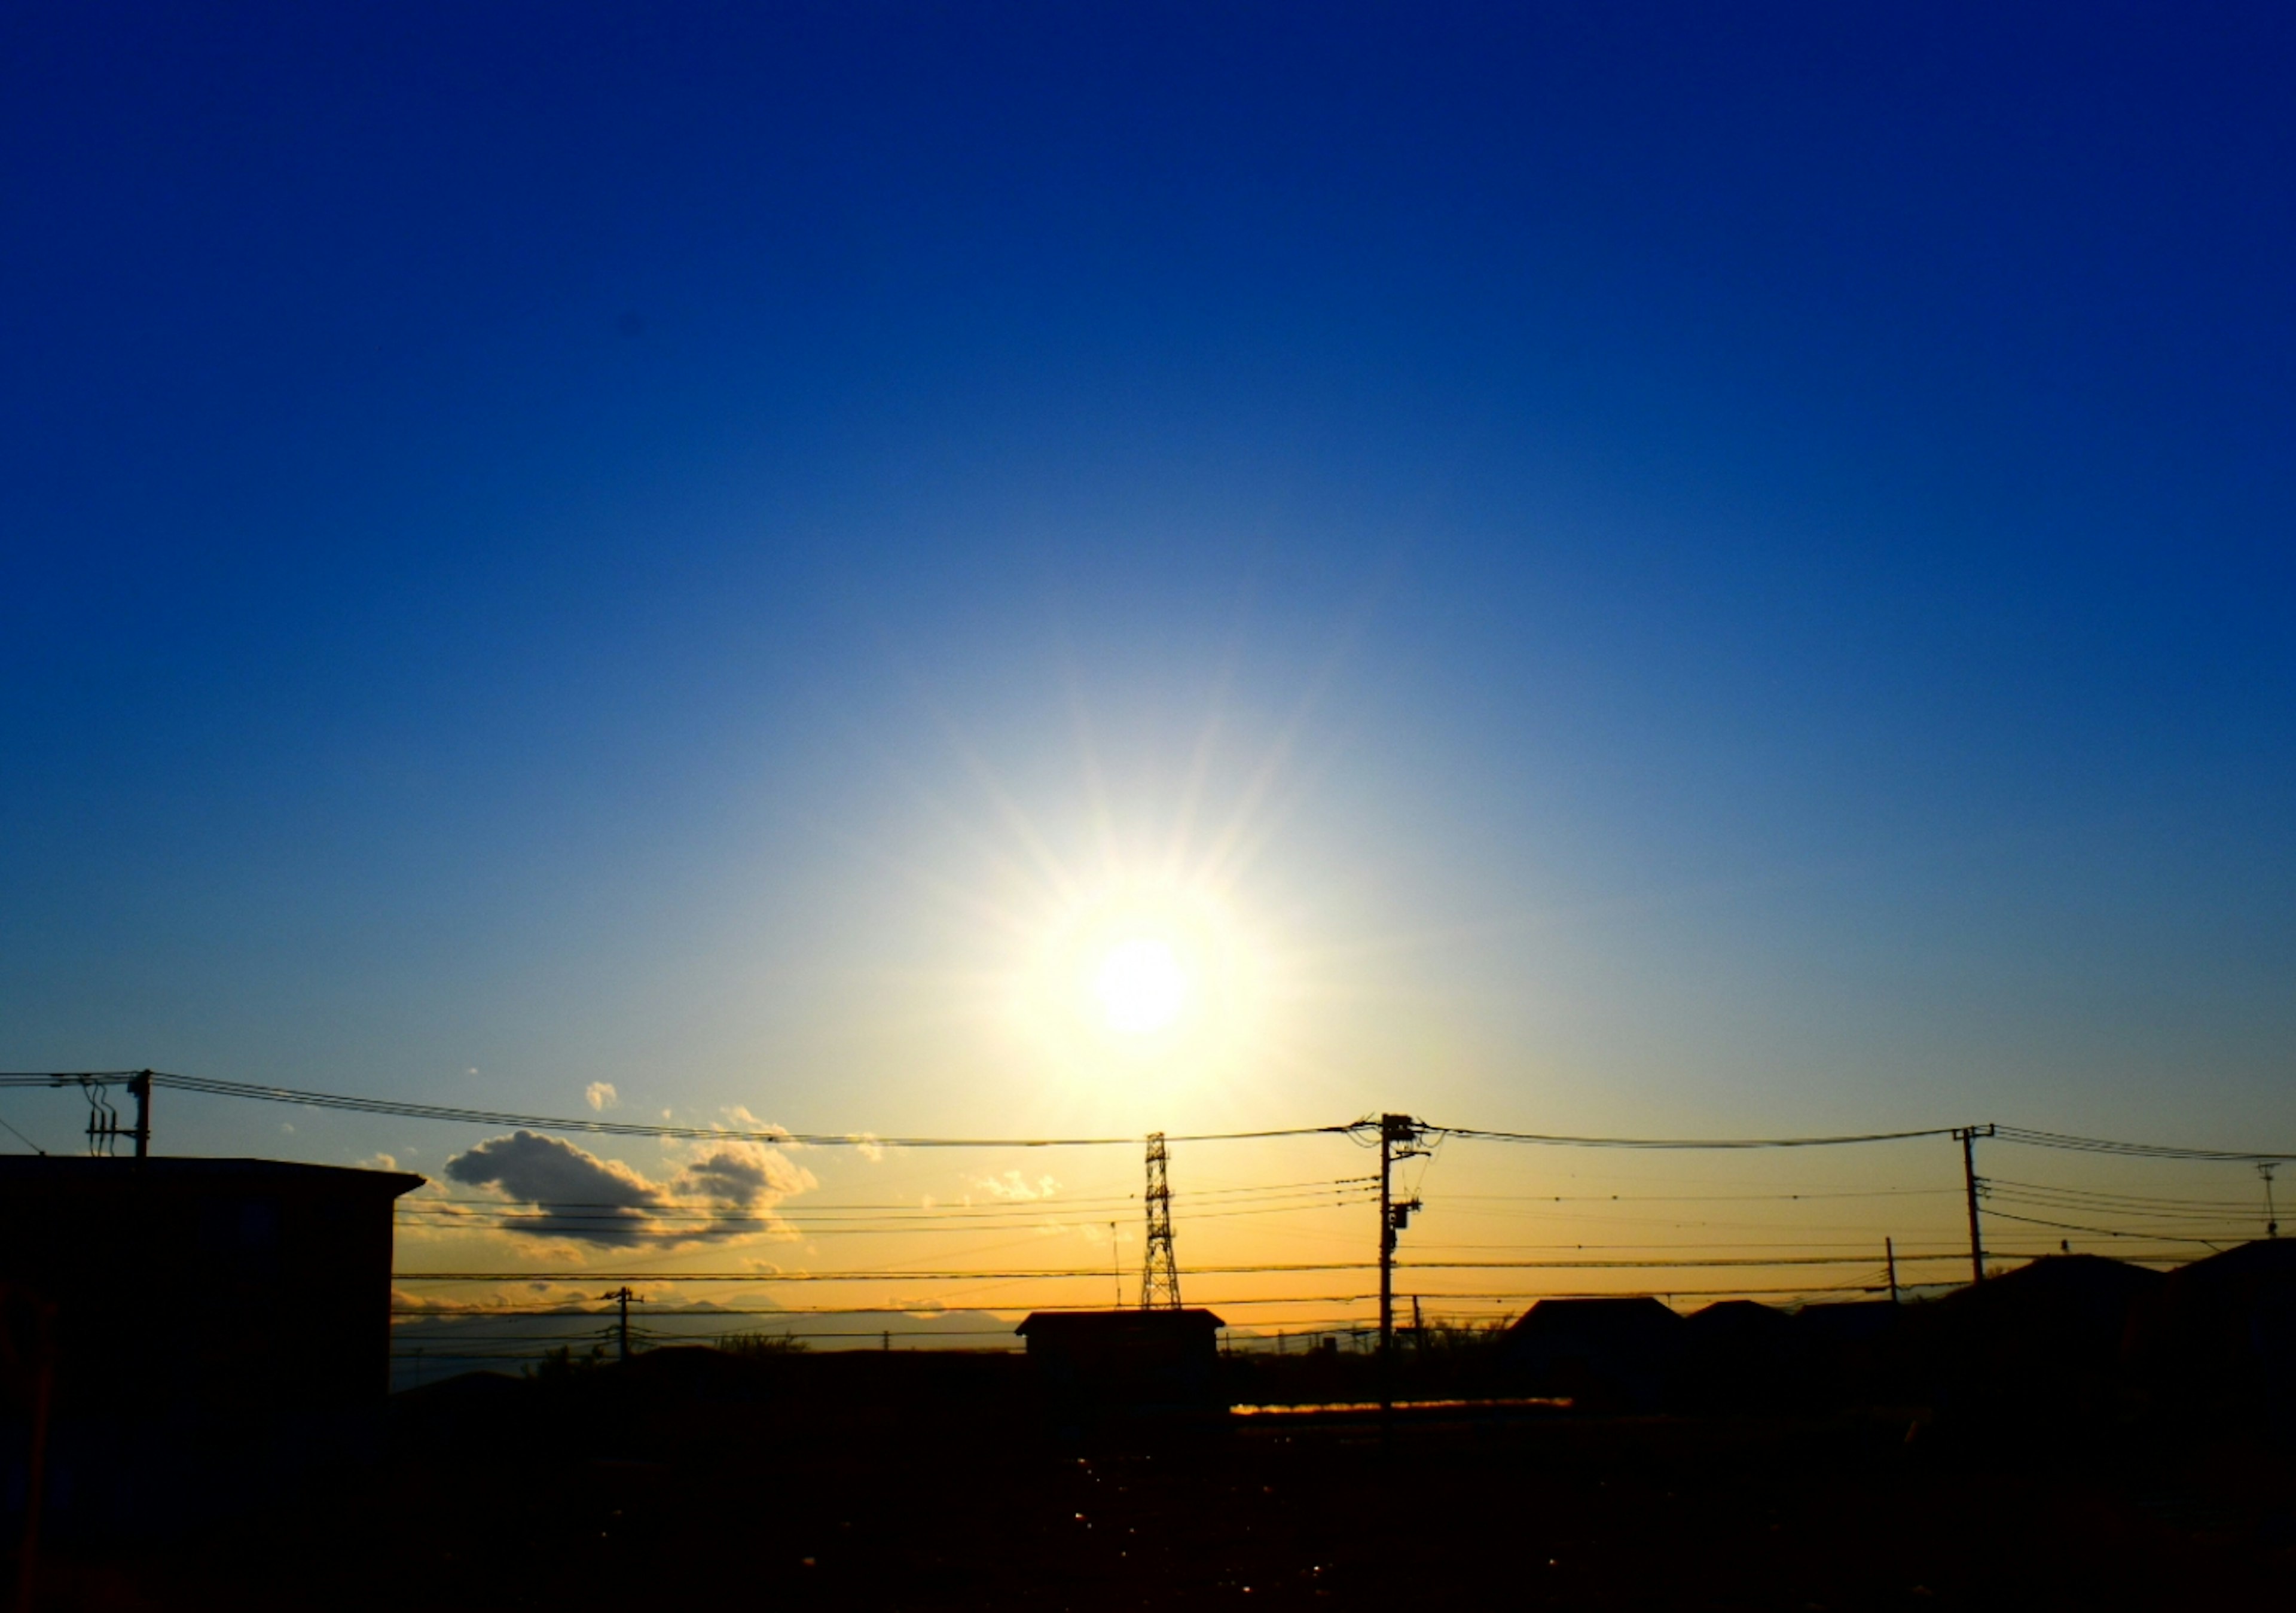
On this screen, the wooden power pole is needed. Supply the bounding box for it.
[1377,1114,1426,1420]
[605,1286,635,1362]
[1955,1126,1993,1285]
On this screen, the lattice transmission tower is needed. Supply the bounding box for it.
[1141,1131,1182,1309]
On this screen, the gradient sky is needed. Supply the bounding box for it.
[4,5,2293,1318]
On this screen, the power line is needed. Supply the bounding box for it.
[392,1250,2010,1283]
[1437,1186,1961,1205]
[402,1177,1375,1210]
[1981,1178,2264,1212]
[0,1071,1355,1149]
[396,1182,1375,1222]
[1991,1125,2296,1164]
[1975,1208,2247,1247]
[1429,1123,1964,1150]
[0,1106,47,1155]
[14,1071,2292,1162]
[397,1198,1378,1236]
[386,1279,1899,1319]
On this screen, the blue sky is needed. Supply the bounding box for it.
[5,1,2293,1200]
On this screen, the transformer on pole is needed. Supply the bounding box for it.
[1378,1114,1426,1358]
[1141,1132,1181,1309]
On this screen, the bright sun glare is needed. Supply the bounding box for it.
[1092,936,1189,1035]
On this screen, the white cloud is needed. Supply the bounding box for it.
[390,1287,486,1314]
[721,1104,795,1144]
[678,1138,813,1207]
[441,1129,816,1248]
[585,1081,619,1112]
[977,1170,1059,1202]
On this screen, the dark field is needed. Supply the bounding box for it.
[25,1347,2288,1612]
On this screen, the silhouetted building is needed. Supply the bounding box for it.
[1676,1298,1800,1411]
[1919,1254,2163,1423]
[1791,1299,1909,1407]
[2128,1239,2296,1429]
[1016,1309,1228,1425]
[0,1155,421,1526]
[1500,1297,1683,1411]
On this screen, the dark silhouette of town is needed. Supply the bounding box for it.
[2,1151,2293,1610]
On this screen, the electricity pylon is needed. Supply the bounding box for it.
[1141,1132,1181,1309]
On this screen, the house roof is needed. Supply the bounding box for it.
[1944,1252,2163,1313]
[1685,1298,1793,1337]
[1791,1301,1901,1347]
[1505,1295,1682,1340]
[2166,1237,2296,1288]
[1015,1307,1226,1335]
[0,1155,425,1196]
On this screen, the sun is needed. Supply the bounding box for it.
[1092,936,1189,1036]
[1009,875,1262,1087]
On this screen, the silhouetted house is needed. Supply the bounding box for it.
[1675,1298,1799,1411]
[2128,1239,2296,1429]
[1016,1309,1228,1424]
[0,1155,421,1524]
[1795,1298,1901,1351]
[1500,1297,1683,1411]
[1789,1301,1907,1408]
[1922,1254,2164,1423]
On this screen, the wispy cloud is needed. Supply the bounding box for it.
[976,1169,1059,1202]
[585,1081,619,1112]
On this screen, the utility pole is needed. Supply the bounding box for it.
[128,1071,151,1158]
[1377,1113,1427,1425]
[1955,1126,1993,1285]
[1885,1237,1899,1304]
[2261,1163,2279,1239]
[605,1286,634,1363]
[1377,1115,1426,1356]
[1141,1133,1181,1309]
[74,1072,152,1158]
[1110,1221,1120,1307]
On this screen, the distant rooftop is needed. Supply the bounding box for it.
[1016,1308,1226,1334]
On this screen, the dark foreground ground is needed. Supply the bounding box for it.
[16,1349,2296,1611]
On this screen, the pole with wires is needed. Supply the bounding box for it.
[1955,1126,1993,1285]
[127,1070,151,1158]
[606,1287,634,1363]
[1377,1114,1426,1422]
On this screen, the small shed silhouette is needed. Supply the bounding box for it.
[1016,1309,1228,1419]
[1500,1297,1683,1410]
